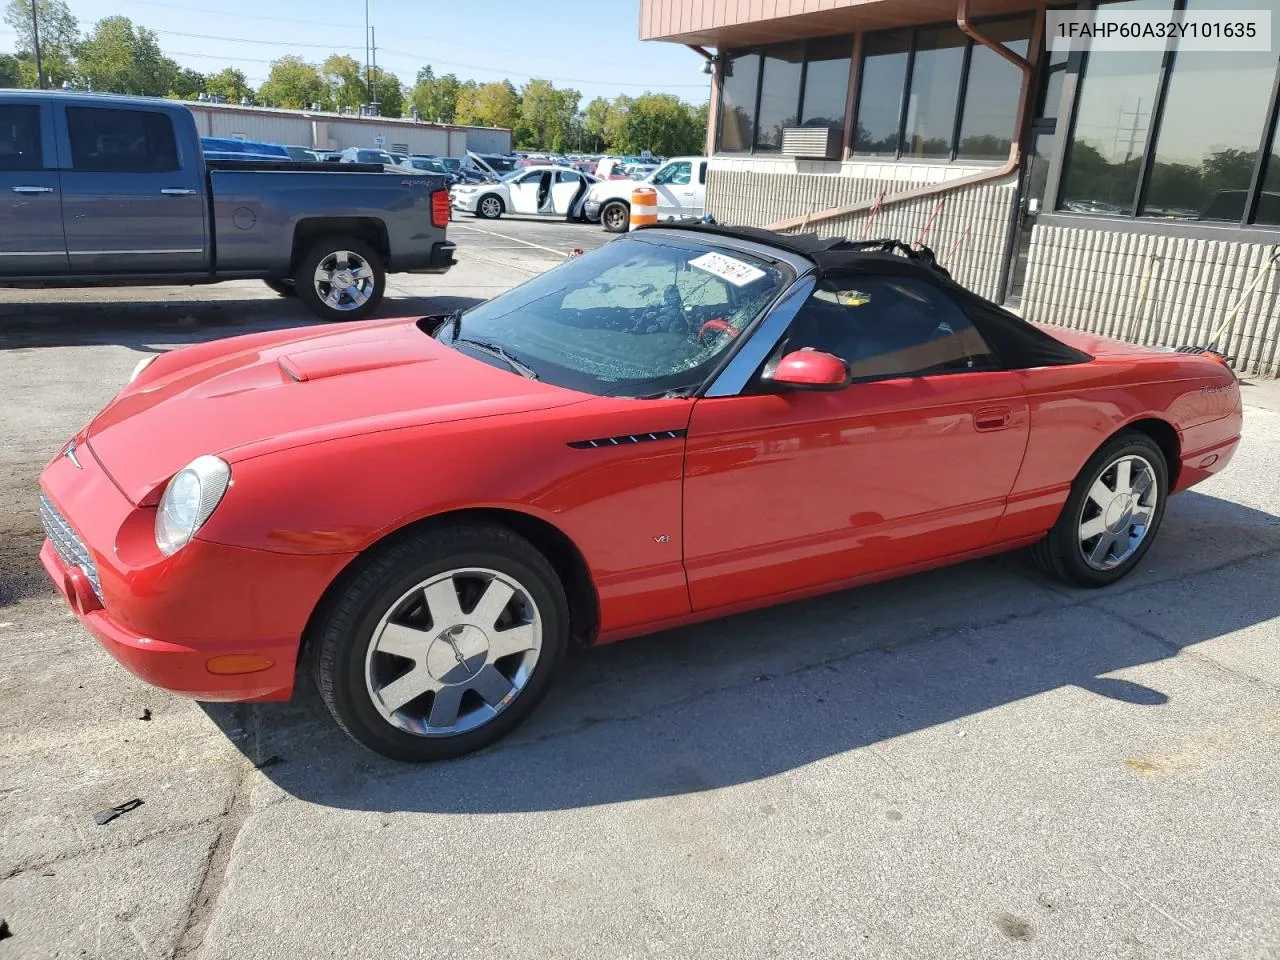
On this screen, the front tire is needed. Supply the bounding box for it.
[314,523,570,762]
[600,200,629,233]
[1032,431,1168,587]
[475,194,504,220]
[294,237,385,322]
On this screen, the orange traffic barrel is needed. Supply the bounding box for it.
[630,186,658,231]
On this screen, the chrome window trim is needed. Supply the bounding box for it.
[68,248,205,255]
[703,273,818,398]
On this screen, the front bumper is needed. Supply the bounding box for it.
[583,199,603,221]
[38,441,352,702]
[409,240,457,275]
[451,192,480,212]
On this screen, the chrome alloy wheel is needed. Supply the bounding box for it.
[1077,454,1159,571]
[364,568,542,737]
[479,196,502,218]
[313,250,376,312]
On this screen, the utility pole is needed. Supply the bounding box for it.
[364,0,371,109]
[370,25,379,115]
[29,0,46,90]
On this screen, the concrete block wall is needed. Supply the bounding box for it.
[706,164,1018,302]
[1024,225,1280,379]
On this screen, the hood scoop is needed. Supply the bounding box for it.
[278,341,434,382]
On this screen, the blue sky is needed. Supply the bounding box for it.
[0,0,711,104]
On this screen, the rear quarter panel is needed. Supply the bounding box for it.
[208,169,447,273]
[995,353,1241,541]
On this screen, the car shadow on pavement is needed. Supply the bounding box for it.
[0,295,483,351]
[204,488,1280,815]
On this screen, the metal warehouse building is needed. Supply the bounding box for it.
[642,0,1280,377]
[183,100,512,157]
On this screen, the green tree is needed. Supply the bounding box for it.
[205,67,252,103]
[322,53,365,112]
[257,55,329,109]
[0,52,23,87]
[621,93,703,155]
[168,66,204,100]
[603,95,632,150]
[76,17,179,96]
[455,79,519,130]
[411,66,461,123]
[517,78,579,150]
[582,96,610,151]
[3,0,78,87]
[370,66,403,118]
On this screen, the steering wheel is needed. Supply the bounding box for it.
[696,318,739,344]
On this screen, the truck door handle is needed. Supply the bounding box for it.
[160,188,197,196]
[11,185,53,194]
[974,406,1013,431]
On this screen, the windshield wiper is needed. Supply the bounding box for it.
[456,338,539,380]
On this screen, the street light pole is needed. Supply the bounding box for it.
[364,0,371,109]
[29,0,46,90]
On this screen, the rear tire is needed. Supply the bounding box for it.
[1031,431,1168,587]
[294,236,385,322]
[601,200,629,233]
[263,278,296,298]
[314,522,570,762]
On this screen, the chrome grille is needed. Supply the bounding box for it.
[39,493,103,602]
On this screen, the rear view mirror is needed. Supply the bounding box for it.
[765,349,851,391]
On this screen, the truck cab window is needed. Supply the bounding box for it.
[66,107,179,173]
[0,105,42,171]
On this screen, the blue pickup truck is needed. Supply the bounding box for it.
[0,91,455,321]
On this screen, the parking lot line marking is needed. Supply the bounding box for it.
[451,223,570,258]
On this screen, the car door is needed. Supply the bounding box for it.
[690,160,708,217]
[507,170,544,215]
[682,273,1030,612]
[56,103,208,273]
[648,160,692,218]
[0,99,67,274]
[550,170,585,215]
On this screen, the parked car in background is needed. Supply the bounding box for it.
[340,147,397,165]
[37,224,1242,761]
[451,165,599,220]
[283,144,324,162]
[464,152,519,178]
[584,156,710,232]
[199,136,289,161]
[402,155,460,184]
[0,91,455,322]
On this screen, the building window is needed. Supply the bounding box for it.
[717,39,853,155]
[851,17,1032,162]
[957,19,1032,160]
[718,51,760,152]
[902,26,967,159]
[800,36,854,138]
[755,43,804,152]
[1059,0,1280,225]
[852,31,911,155]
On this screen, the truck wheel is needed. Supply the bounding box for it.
[263,278,296,298]
[475,194,504,220]
[600,200,629,233]
[296,237,385,322]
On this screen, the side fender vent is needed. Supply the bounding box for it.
[568,429,687,449]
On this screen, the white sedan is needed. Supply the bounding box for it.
[451,166,600,221]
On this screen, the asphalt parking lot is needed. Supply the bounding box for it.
[2,216,1280,959]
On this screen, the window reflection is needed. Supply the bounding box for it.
[1143,0,1280,221]
[755,43,804,152]
[852,31,910,154]
[801,36,852,134]
[956,18,1032,160]
[718,51,760,152]
[901,26,966,159]
[1058,0,1174,215]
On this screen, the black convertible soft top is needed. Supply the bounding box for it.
[647,222,1092,369]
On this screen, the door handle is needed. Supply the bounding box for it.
[11,185,53,194]
[974,406,1012,431]
[160,188,197,196]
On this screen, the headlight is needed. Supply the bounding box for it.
[155,455,231,556]
[128,354,158,385]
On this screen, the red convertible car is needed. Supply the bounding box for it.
[39,225,1241,761]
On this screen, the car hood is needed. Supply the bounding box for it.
[85,318,584,504]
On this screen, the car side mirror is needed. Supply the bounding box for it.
[765,349,851,391]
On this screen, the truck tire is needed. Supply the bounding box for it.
[263,278,296,297]
[600,200,629,233]
[295,237,385,322]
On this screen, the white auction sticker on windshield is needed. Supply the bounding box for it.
[689,252,766,287]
